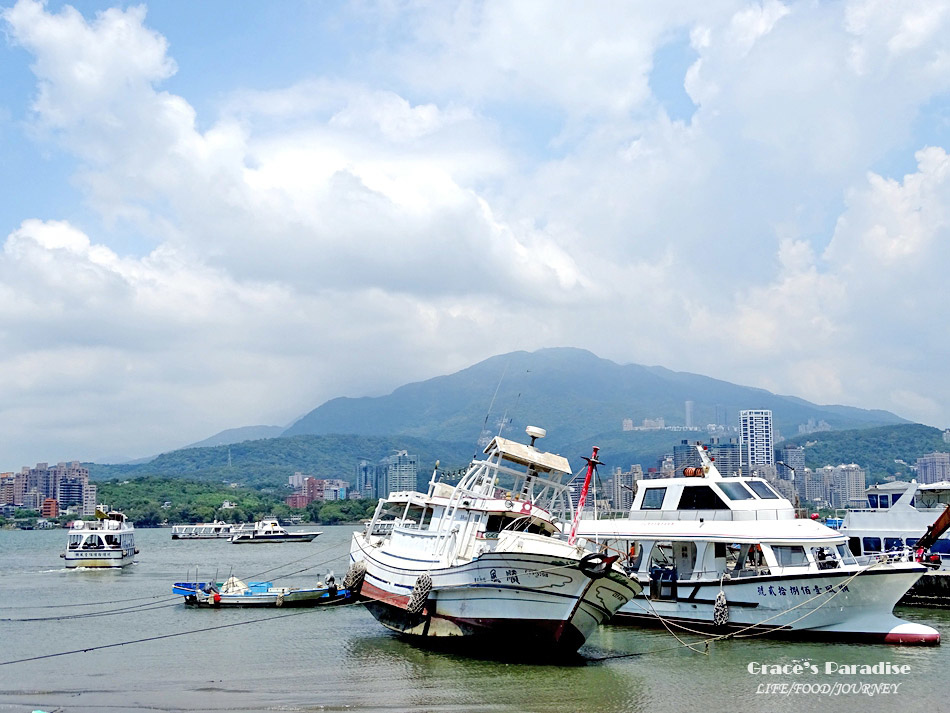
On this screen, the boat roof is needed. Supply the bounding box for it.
[484,435,572,475]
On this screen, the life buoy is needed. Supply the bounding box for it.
[505,500,514,510]
[578,552,618,580]
[520,501,531,514]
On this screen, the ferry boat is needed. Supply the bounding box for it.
[346,427,642,656]
[228,517,321,544]
[574,444,939,645]
[61,508,137,568]
[171,521,235,539]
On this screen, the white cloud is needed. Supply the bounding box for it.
[3,0,950,466]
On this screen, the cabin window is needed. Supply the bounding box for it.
[879,495,889,509]
[867,494,878,508]
[906,537,919,549]
[772,545,808,567]
[746,481,780,499]
[862,537,882,553]
[811,546,839,569]
[718,482,755,500]
[930,540,950,555]
[641,488,666,510]
[848,537,861,556]
[835,544,857,565]
[677,485,728,510]
[884,537,903,552]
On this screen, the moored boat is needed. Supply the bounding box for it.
[173,575,349,607]
[228,517,321,544]
[61,507,137,568]
[574,444,939,644]
[346,426,642,656]
[171,521,235,539]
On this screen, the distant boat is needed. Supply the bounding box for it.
[229,517,321,544]
[172,576,348,607]
[61,508,137,568]
[171,521,235,539]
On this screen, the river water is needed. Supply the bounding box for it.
[1,525,947,713]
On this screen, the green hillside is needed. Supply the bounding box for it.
[282,348,906,450]
[784,423,949,482]
[88,434,474,489]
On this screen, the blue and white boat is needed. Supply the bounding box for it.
[173,575,349,607]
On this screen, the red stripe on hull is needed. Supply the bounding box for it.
[358,580,586,654]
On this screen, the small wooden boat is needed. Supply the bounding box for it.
[172,575,349,607]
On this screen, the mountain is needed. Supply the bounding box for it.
[184,425,285,449]
[98,347,912,488]
[282,347,906,454]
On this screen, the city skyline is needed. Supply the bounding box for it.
[3,2,950,468]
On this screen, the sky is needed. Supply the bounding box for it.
[2,0,950,468]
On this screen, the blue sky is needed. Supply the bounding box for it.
[2,0,950,467]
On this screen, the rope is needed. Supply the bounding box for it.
[0,593,170,611]
[0,598,181,623]
[614,559,885,645]
[0,578,404,667]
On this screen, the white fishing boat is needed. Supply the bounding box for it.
[346,427,642,656]
[228,517,321,544]
[61,508,137,568]
[171,521,235,539]
[574,444,939,644]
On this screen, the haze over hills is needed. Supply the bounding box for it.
[281,347,905,448]
[90,347,916,487]
[186,425,285,450]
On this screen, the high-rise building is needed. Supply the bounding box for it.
[685,401,694,428]
[609,465,642,511]
[708,438,742,477]
[777,444,806,500]
[833,464,866,507]
[740,409,774,477]
[356,460,377,499]
[380,450,417,497]
[83,484,98,516]
[916,452,950,484]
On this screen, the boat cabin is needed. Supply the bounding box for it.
[576,445,855,599]
[364,428,574,565]
[839,481,950,563]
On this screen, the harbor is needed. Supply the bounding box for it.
[1,525,948,713]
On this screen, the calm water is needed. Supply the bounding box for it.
[1,526,948,713]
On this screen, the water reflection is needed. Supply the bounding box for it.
[343,631,647,713]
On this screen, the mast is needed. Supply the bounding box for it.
[568,446,601,545]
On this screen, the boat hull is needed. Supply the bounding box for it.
[229,534,319,544]
[615,563,939,645]
[351,535,639,655]
[63,550,135,568]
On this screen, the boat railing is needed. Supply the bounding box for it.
[586,509,797,522]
